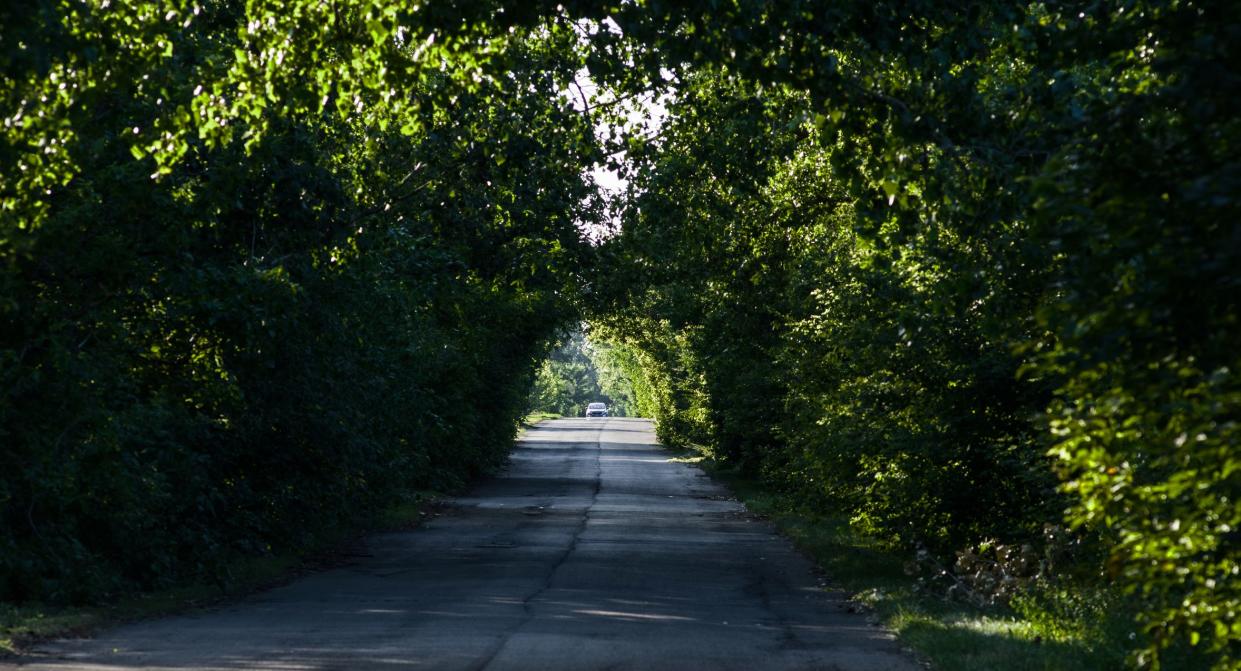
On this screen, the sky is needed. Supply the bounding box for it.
[569,70,670,241]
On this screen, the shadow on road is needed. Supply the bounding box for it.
[19,419,917,671]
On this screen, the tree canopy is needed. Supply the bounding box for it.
[2,1,1237,668]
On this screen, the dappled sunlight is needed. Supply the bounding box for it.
[886,609,1121,671]
[666,455,707,464]
[3,1,1234,669]
[598,456,668,464]
[15,418,923,671]
[572,609,697,623]
[947,615,1042,640]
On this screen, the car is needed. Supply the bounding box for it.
[585,402,608,418]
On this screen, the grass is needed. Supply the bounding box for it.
[697,460,1141,671]
[522,411,562,426]
[0,492,441,657]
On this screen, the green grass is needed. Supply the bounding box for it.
[523,411,562,425]
[0,493,440,657]
[699,461,1139,671]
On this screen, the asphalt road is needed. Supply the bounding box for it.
[14,418,918,671]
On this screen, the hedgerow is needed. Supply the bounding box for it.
[3,3,1237,668]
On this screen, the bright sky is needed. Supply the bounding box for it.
[568,70,670,241]
[559,17,672,241]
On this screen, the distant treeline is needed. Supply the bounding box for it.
[527,333,644,418]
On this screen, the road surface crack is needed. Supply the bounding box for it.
[469,421,605,671]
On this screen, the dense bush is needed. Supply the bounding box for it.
[589,5,1239,668]
[3,2,1237,668]
[1,7,598,603]
[593,73,1059,554]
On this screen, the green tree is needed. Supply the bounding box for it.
[3,2,1237,667]
[527,331,640,417]
[2,8,601,604]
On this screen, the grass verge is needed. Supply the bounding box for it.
[523,411,562,426]
[698,460,1144,671]
[0,492,442,657]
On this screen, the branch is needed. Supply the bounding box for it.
[572,80,592,114]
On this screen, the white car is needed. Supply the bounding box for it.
[585,402,608,418]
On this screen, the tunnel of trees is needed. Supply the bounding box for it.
[526,331,644,418]
[1,1,1237,668]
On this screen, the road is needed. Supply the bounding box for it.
[14,418,918,671]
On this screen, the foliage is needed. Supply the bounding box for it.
[908,525,1082,609]
[3,1,1238,668]
[1,6,599,604]
[588,4,1239,669]
[711,460,1139,671]
[594,70,1058,554]
[529,332,609,417]
[589,339,656,418]
[527,331,644,417]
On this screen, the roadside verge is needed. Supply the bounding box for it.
[0,494,443,658]
[688,456,1135,671]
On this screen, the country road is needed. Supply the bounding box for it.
[13,418,918,671]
